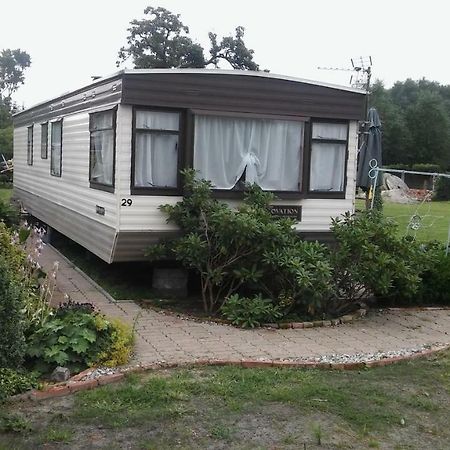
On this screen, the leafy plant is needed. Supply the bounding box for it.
[149,170,294,312]
[330,210,424,314]
[433,176,450,201]
[95,319,134,367]
[0,412,32,433]
[26,304,133,373]
[0,368,37,403]
[262,240,334,317]
[220,294,283,328]
[0,199,18,227]
[0,224,28,368]
[414,243,450,305]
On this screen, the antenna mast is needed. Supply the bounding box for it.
[318,56,372,92]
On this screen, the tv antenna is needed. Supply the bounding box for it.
[318,56,372,92]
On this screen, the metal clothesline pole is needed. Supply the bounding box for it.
[368,164,450,256]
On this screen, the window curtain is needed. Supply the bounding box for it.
[136,110,179,130]
[91,130,114,185]
[310,142,346,191]
[134,133,178,187]
[134,110,179,188]
[194,115,303,191]
[312,123,347,140]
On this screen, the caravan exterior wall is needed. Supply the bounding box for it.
[13,70,366,263]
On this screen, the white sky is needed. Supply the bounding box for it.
[2,0,450,108]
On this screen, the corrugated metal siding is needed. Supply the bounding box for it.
[295,120,357,231]
[14,105,121,262]
[14,188,116,262]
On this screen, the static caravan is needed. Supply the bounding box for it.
[13,69,366,263]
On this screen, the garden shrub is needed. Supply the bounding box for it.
[150,170,296,312]
[150,170,335,315]
[329,211,424,314]
[433,176,450,201]
[414,243,450,305]
[95,318,134,367]
[0,223,29,369]
[262,240,334,317]
[0,368,37,403]
[0,257,27,369]
[0,199,19,227]
[26,302,133,373]
[220,294,283,328]
[411,163,442,173]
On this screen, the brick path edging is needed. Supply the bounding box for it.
[7,343,449,403]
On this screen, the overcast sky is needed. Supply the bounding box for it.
[2,0,449,108]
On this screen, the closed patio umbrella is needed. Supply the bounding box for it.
[357,107,382,190]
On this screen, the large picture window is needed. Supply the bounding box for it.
[309,122,348,192]
[89,109,116,188]
[27,125,33,165]
[193,114,304,191]
[50,120,62,177]
[133,110,180,189]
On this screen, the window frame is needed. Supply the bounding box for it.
[188,109,308,199]
[306,119,349,199]
[131,106,184,196]
[89,107,117,193]
[50,119,63,178]
[41,122,48,159]
[27,125,34,166]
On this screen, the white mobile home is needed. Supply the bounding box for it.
[13,69,366,262]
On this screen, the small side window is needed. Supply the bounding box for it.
[133,110,180,189]
[41,122,48,159]
[309,122,348,192]
[50,120,62,177]
[89,110,115,189]
[27,125,33,165]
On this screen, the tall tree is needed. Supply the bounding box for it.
[117,7,259,71]
[370,80,411,165]
[405,91,450,167]
[370,78,450,169]
[0,49,31,99]
[0,49,31,159]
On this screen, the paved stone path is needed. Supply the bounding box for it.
[40,244,450,366]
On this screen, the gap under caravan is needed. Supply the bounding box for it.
[13,69,366,263]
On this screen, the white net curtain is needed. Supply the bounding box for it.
[134,110,179,188]
[193,114,304,191]
[90,111,114,186]
[309,122,347,192]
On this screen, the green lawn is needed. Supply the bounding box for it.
[0,188,12,203]
[357,199,450,243]
[2,350,450,448]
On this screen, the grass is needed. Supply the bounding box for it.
[2,349,450,448]
[0,187,12,203]
[357,199,450,242]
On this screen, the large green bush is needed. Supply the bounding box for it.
[329,211,424,314]
[413,243,450,305]
[150,170,334,314]
[433,177,450,201]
